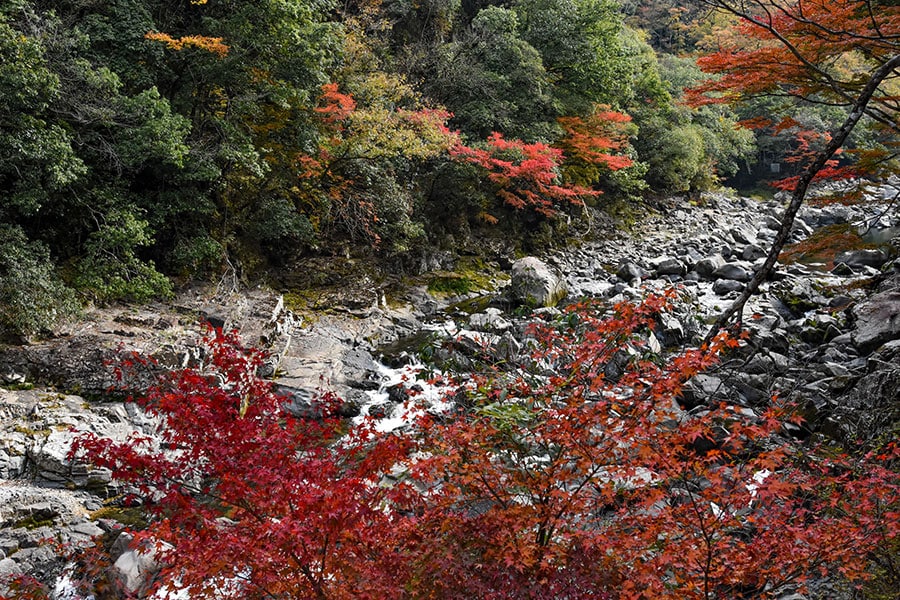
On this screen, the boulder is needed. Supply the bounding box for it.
[741,244,767,261]
[650,256,687,277]
[509,257,567,307]
[851,289,900,354]
[113,540,165,595]
[277,385,360,419]
[693,255,726,279]
[772,278,828,315]
[616,261,643,283]
[831,348,900,445]
[711,262,753,282]
[729,225,756,245]
[830,262,854,276]
[386,383,409,404]
[367,402,394,419]
[713,279,744,295]
[834,248,889,269]
[468,308,512,332]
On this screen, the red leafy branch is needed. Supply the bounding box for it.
[52,297,900,600]
[451,133,602,218]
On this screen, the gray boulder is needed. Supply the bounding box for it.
[851,289,900,354]
[730,225,757,245]
[834,248,889,269]
[693,255,726,279]
[741,244,767,261]
[713,279,744,295]
[469,308,512,332]
[712,262,753,282]
[616,261,643,283]
[510,257,567,307]
[650,256,687,277]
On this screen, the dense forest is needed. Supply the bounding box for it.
[4,0,864,338]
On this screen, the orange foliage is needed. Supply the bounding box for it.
[688,0,900,160]
[313,82,357,125]
[144,32,228,57]
[557,106,634,172]
[451,133,602,218]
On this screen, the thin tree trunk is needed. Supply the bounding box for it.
[703,53,900,346]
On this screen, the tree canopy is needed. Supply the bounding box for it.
[0,0,895,339]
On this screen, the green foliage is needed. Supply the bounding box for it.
[116,88,191,169]
[0,15,84,215]
[640,121,708,192]
[0,0,776,299]
[166,234,225,277]
[0,225,79,339]
[73,205,172,303]
[657,55,755,178]
[515,0,626,114]
[423,6,556,141]
[621,31,754,194]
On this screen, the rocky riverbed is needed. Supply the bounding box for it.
[1,184,899,595]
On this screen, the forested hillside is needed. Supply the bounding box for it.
[0,0,760,338]
[3,0,897,340]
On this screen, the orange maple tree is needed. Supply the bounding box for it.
[5,294,888,599]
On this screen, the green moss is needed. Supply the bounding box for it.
[90,506,149,529]
[13,424,49,437]
[1,382,34,391]
[14,514,55,530]
[283,290,313,312]
[427,274,476,295]
[603,197,644,231]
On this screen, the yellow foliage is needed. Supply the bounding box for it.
[144,32,228,57]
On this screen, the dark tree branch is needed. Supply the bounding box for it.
[703,52,900,345]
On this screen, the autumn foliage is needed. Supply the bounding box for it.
[297,82,457,245]
[51,294,900,599]
[449,108,634,218]
[70,329,413,599]
[690,1,899,105]
[450,133,601,217]
[144,32,229,57]
[689,0,899,181]
[557,106,635,186]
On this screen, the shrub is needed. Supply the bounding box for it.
[0,224,78,339]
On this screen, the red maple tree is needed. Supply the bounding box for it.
[450,133,600,217]
[68,330,413,599]
[449,106,636,219]
[27,294,894,599]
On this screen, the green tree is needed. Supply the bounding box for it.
[0,225,78,340]
[0,13,83,216]
[621,30,754,194]
[423,6,556,141]
[515,0,626,114]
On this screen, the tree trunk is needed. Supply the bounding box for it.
[703,53,900,346]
